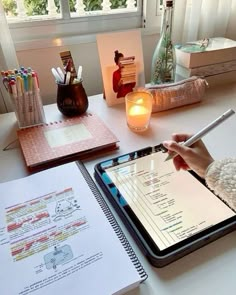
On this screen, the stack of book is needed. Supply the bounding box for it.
[175,37,236,85]
[120,56,136,84]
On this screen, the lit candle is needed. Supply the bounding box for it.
[128,103,150,128]
[125,91,153,132]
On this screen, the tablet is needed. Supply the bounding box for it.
[94,145,236,267]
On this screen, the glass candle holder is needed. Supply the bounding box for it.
[57,81,89,116]
[125,91,153,132]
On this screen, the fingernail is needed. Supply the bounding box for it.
[163,140,171,147]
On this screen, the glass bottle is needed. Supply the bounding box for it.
[150,0,176,85]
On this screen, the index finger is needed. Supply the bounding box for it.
[172,133,193,143]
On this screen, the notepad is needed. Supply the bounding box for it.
[17,113,119,171]
[0,162,147,295]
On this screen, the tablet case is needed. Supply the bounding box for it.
[94,145,236,267]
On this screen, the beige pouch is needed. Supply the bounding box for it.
[147,76,208,113]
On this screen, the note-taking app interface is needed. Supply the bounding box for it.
[106,152,235,251]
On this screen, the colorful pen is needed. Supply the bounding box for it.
[1,66,45,127]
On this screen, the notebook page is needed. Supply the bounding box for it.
[0,162,141,295]
[106,152,235,251]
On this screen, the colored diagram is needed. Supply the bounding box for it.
[53,198,80,221]
[4,187,89,262]
[44,245,73,270]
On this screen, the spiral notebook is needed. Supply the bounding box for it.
[17,113,119,171]
[0,161,147,295]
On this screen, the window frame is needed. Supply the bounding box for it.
[5,0,162,51]
[0,0,162,113]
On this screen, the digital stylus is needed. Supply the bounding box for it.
[164,108,235,161]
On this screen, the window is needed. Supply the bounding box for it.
[4,0,139,18]
[2,0,162,50]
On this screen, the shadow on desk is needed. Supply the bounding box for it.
[155,232,236,280]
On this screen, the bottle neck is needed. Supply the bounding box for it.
[160,5,174,38]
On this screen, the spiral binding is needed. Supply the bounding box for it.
[21,112,93,129]
[76,161,148,281]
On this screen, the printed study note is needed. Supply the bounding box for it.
[0,162,143,295]
[106,152,236,251]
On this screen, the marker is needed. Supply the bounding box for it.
[77,65,82,81]
[27,73,34,125]
[9,80,17,97]
[32,72,39,91]
[64,71,71,85]
[32,71,39,88]
[51,67,63,83]
[23,73,28,92]
[32,72,45,124]
[57,67,65,81]
[2,77,9,91]
[9,80,19,113]
[28,73,33,92]
[164,109,235,161]
[16,75,23,96]
[15,74,24,126]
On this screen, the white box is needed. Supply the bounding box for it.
[175,37,236,68]
[176,60,236,78]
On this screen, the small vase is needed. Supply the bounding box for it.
[150,0,176,85]
[57,81,89,116]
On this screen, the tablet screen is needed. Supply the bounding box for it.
[103,151,235,251]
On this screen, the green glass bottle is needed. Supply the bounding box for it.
[150,0,176,85]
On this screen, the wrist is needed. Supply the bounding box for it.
[204,160,215,178]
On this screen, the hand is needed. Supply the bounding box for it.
[163,133,214,178]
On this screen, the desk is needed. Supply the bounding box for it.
[0,83,236,295]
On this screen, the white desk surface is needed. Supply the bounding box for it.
[0,83,236,295]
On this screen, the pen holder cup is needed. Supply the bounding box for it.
[56,81,89,116]
[12,90,46,128]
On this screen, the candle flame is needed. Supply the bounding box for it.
[136,98,144,104]
[129,105,148,116]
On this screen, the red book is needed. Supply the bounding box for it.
[17,113,119,171]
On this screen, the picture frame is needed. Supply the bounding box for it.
[97,29,145,106]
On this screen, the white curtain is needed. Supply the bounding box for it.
[0,1,19,112]
[172,0,236,44]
